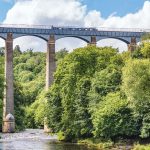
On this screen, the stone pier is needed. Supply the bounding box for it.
[44,35,56,132]
[3,33,15,133]
[128,37,137,51]
[46,35,56,90]
[88,36,97,46]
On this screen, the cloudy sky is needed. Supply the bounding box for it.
[0,0,150,52]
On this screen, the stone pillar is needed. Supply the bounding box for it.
[46,35,56,90]
[88,36,97,46]
[128,37,137,51]
[44,35,56,132]
[3,33,15,133]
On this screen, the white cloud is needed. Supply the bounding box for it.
[0,0,150,52]
[4,0,86,26]
[2,0,87,51]
[84,0,150,51]
[84,1,150,29]
[84,10,104,27]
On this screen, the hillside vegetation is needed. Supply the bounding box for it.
[0,40,150,146]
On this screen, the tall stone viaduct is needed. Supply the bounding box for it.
[0,24,149,133]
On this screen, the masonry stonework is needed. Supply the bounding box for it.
[44,35,56,132]
[128,37,137,51]
[3,33,15,133]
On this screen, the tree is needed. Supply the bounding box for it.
[56,48,68,62]
[140,42,150,58]
[0,47,4,56]
[92,92,138,139]
[46,46,123,141]
[122,59,150,138]
[14,45,22,57]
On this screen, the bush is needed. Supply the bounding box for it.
[122,59,150,138]
[46,46,124,141]
[92,92,139,139]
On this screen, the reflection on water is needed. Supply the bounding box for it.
[0,140,96,150]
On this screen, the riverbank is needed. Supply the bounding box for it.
[0,129,92,150]
[78,138,150,150]
[1,130,150,150]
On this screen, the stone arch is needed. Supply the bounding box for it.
[97,37,130,44]
[0,36,6,41]
[13,34,48,42]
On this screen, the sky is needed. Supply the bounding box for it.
[0,0,150,51]
[0,0,147,21]
[82,0,146,17]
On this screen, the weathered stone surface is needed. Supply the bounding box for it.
[128,37,137,51]
[44,35,56,132]
[3,33,15,133]
[88,36,97,46]
[46,35,56,90]
[3,114,15,133]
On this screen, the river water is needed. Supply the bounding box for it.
[0,129,96,150]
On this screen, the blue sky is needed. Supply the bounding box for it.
[0,0,148,22]
[82,0,147,17]
[0,0,14,22]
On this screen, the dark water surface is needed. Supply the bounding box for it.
[0,129,96,150]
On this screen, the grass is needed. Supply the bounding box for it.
[132,144,150,150]
[78,138,114,149]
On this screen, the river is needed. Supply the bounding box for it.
[0,129,96,150]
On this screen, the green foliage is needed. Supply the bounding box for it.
[56,48,68,63]
[0,56,4,131]
[0,100,2,131]
[0,49,47,130]
[122,59,150,113]
[1,39,150,144]
[24,91,47,128]
[92,92,138,139]
[0,47,4,56]
[57,131,66,141]
[122,59,150,138]
[14,51,45,105]
[133,144,150,150]
[46,46,124,141]
[14,82,26,131]
[78,138,114,149]
[14,45,22,57]
[141,33,150,41]
[0,56,4,100]
[140,42,150,58]
[131,41,150,59]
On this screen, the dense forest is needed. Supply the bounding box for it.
[0,38,150,145]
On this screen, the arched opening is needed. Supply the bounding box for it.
[56,37,87,52]
[14,36,47,52]
[97,38,128,52]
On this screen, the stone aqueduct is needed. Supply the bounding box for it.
[0,24,148,133]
